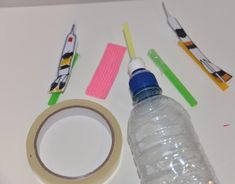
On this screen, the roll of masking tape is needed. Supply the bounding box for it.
[26,99,122,184]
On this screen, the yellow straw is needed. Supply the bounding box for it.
[178,41,229,91]
[123,23,136,59]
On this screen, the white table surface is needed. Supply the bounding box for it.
[0,0,234,183]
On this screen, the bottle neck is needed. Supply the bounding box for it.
[132,86,162,105]
[128,58,162,105]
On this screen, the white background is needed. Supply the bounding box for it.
[0,0,134,7]
[0,0,234,183]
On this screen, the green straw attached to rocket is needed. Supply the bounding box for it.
[148,49,197,107]
[48,53,79,106]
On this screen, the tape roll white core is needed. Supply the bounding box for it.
[37,107,112,178]
[26,99,122,184]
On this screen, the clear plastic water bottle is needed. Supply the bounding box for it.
[127,58,219,184]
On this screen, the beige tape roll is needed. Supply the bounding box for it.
[26,99,122,184]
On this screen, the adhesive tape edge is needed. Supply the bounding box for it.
[26,99,122,184]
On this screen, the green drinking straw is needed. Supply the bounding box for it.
[148,49,197,107]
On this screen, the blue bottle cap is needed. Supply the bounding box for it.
[129,69,161,96]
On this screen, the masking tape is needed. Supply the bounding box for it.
[26,99,122,184]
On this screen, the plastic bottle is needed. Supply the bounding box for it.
[127,58,218,184]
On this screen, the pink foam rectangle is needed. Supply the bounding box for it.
[86,43,126,99]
